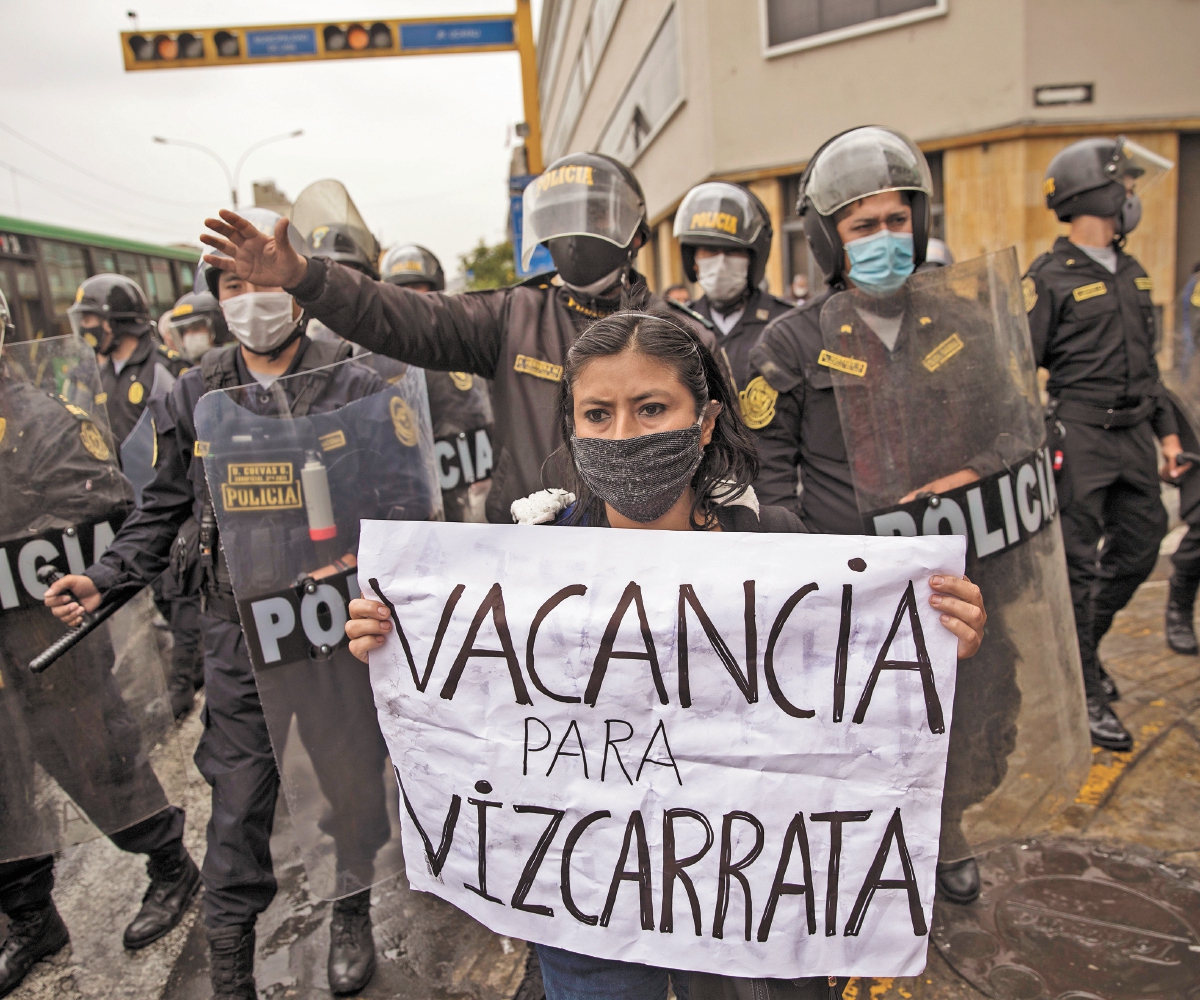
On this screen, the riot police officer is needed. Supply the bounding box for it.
[169,288,232,362]
[1026,136,1179,751]
[200,152,720,525]
[0,288,199,996]
[47,209,399,999]
[673,181,792,389]
[380,244,496,521]
[743,126,1090,909]
[68,274,189,448]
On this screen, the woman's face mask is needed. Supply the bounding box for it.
[845,229,914,296]
[220,292,296,354]
[696,253,750,306]
[571,411,705,523]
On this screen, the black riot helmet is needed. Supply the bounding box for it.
[379,244,445,291]
[67,273,153,354]
[522,152,650,291]
[169,290,232,360]
[292,179,380,279]
[1044,136,1173,236]
[674,182,773,289]
[203,207,307,296]
[798,126,932,285]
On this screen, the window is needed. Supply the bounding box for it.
[926,151,945,242]
[762,0,945,56]
[546,0,625,161]
[597,6,682,166]
[144,257,175,312]
[39,241,90,327]
[176,261,196,295]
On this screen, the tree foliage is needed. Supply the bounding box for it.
[459,239,516,290]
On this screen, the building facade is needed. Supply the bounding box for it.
[536,0,1200,357]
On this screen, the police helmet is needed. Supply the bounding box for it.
[307,224,380,279]
[379,244,445,291]
[292,179,380,279]
[67,273,153,347]
[169,290,231,353]
[522,152,650,283]
[799,126,933,284]
[1044,136,1174,227]
[674,182,773,289]
[204,207,307,296]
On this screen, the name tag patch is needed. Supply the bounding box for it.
[514,354,563,382]
[222,462,302,511]
[817,349,868,378]
[922,334,964,373]
[318,430,346,452]
[1072,281,1108,302]
[1134,276,1153,292]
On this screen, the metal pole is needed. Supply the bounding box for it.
[152,135,236,207]
[232,129,304,209]
[513,0,543,175]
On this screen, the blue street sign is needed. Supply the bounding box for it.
[400,20,514,51]
[510,174,554,280]
[246,28,318,57]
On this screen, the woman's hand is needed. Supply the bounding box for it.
[930,574,986,659]
[44,574,101,626]
[346,598,392,663]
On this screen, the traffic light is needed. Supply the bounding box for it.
[323,22,393,53]
[127,31,207,63]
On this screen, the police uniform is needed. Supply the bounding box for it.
[425,369,495,521]
[690,287,793,391]
[84,335,405,934]
[285,257,718,523]
[0,379,187,950]
[1024,236,1173,698]
[99,338,189,448]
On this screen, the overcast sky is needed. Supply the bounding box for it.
[0,0,542,276]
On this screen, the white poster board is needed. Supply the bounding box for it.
[359,521,965,979]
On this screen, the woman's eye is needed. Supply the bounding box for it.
[640,403,665,417]
[584,409,608,423]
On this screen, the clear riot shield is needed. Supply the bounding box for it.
[819,248,1091,861]
[194,358,442,899]
[0,334,178,862]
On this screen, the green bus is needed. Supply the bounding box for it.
[0,214,200,343]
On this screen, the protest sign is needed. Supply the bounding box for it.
[358,521,964,979]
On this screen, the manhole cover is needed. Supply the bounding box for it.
[932,838,1200,1000]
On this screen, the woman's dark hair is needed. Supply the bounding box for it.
[557,309,759,528]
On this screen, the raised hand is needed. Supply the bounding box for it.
[200,209,308,289]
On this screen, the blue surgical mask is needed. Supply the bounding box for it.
[845,229,915,295]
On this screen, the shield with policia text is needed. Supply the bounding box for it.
[0,333,179,862]
[194,355,443,899]
[819,248,1092,861]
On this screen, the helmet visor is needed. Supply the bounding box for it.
[673,183,765,247]
[292,180,378,261]
[67,308,105,345]
[804,127,933,216]
[1108,136,1174,196]
[522,163,644,269]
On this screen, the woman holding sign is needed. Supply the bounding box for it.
[348,312,986,1000]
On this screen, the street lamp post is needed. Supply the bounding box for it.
[152,130,303,209]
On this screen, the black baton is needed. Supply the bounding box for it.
[29,566,122,674]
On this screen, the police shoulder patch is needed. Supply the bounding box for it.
[390,396,418,447]
[1022,276,1038,313]
[449,371,474,391]
[79,421,110,461]
[128,381,145,405]
[739,376,778,430]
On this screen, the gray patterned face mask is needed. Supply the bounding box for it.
[571,413,705,523]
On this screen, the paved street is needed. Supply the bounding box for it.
[6,540,1199,1000]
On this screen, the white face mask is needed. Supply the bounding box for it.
[220,292,296,355]
[181,330,214,361]
[696,253,750,306]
